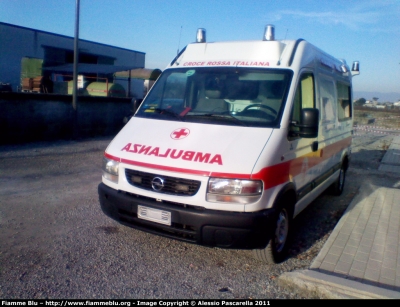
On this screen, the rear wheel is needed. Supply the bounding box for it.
[253,202,292,264]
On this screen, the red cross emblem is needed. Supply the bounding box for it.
[170,128,190,140]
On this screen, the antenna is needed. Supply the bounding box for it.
[284,28,288,41]
[277,28,289,66]
[276,28,289,65]
[177,26,183,55]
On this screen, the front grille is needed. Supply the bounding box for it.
[122,191,205,211]
[125,169,201,196]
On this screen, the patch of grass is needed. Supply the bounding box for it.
[354,107,400,128]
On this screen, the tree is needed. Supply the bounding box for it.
[355,98,366,106]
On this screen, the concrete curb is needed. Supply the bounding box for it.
[379,135,400,172]
[278,270,400,299]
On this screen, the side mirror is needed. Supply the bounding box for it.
[292,108,319,138]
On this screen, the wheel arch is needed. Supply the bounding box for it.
[272,182,297,218]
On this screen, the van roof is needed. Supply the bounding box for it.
[169,38,352,79]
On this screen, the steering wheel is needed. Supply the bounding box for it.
[241,104,277,116]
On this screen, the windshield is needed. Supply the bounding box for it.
[135,67,293,128]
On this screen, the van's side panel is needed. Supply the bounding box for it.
[271,42,353,217]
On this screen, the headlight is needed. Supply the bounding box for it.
[102,157,119,183]
[207,178,262,204]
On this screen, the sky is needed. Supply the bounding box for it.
[1,0,399,97]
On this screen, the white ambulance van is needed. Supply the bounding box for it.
[99,25,360,263]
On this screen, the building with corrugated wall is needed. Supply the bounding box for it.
[0,22,149,98]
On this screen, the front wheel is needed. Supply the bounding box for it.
[253,203,292,264]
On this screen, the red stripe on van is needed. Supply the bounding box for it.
[212,136,352,189]
[105,136,351,190]
[105,153,121,161]
[252,136,352,189]
[106,152,211,175]
[120,157,211,176]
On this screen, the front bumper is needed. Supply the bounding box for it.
[98,182,276,249]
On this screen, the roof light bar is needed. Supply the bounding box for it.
[263,24,275,41]
[196,28,206,43]
[351,61,360,76]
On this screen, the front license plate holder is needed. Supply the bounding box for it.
[137,205,171,226]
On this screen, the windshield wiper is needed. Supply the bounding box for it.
[153,108,185,121]
[187,113,247,126]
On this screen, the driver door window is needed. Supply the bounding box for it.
[290,73,315,136]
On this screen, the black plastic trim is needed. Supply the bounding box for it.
[170,46,187,66]
[297,162,341,200]
[98,183,276,249]
[288,39,304,67]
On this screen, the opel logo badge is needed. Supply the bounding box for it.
[151,177,165,191]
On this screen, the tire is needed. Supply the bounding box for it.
[329,163,346,196]
[253,202,292,264]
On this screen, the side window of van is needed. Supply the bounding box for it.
[337,82,352,121]
[320,78,336,123]
[290,73,315,135]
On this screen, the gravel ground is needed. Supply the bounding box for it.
[0,131,399,299]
